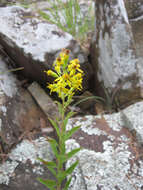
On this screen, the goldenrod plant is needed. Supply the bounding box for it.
[38,49,83,190]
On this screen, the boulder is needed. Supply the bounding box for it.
[90,0,140,106]
[0,137,54,190]
[124,0,143,19]
[0,6,93,91]
[2,101,143,189]
[65,101,143,190]
[0,55,53,154]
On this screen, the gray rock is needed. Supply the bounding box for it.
[90,0,140,106]
[0,5,92,91]
[65,101,143,190]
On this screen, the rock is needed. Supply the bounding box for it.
[0,56,51,153]
[65,101,143,189]
[28,82,59,121]
[124,0,143,19]
[0,5,93,92]
[129,16,143,97]
[90,0,140,107]
[1,76,143,189]
[0,137,55,190]
[122,101,143,144]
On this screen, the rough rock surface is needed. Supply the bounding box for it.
[90,0,140,106]
[124,0,143,19]
[1,101,143,189]
[28,82,59,121]
[0,137,55,190]
[0,55,53,154]
[65,101,143,190]
[0,5,92,91]
[129,15,143,97]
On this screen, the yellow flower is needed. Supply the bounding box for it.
[45,49,84,99]
[54,65,61,74]
[71,73,83,90]
[68,59,83,76]
[45,70,58,78]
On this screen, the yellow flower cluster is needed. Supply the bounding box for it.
[45,49,83,99]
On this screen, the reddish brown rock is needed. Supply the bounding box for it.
[0,56,53,154]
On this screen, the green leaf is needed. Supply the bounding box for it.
[65,160,78,175]
[38,158,57,177]
[66,148,81,160]
[73,96,105,107]
[64,126,80,140]
[39,10,50,20]
[48,138,59,157]
[48,118,61,139]
[46,165,57,177]
[38,158,57,168]
[63,176,72,190]
[37,178,56,189]
[63,111,75,130]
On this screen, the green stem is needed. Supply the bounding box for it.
[56,95,66,190]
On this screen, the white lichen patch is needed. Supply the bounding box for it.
[10,137,53,164]
[0,58,17,98]
[0,161,19,185]
[104,112,124,131]
[0,6,73,62]
[67,115,107,136]
[66,139,142,190]
[0,137,54,185]
[67,112,124,138]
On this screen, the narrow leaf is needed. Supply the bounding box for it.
[65,160,78,175]
[64,126,80,140]
[37,178,56,189]
[73,96,105,107]
[63,111,75,130]
[49,138,59,157]
[46,165,57,177]
[66,148,81,160]
[48,118,61,139]
[38,158,57,168]
[63,176,72,190]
